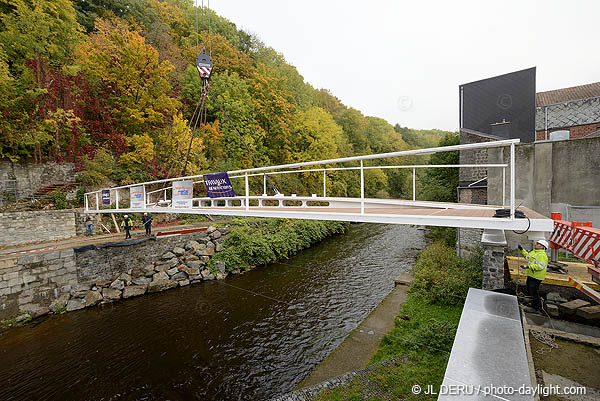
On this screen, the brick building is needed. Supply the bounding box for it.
[536,81,600,141]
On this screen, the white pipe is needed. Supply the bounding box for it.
[412,168,416,201]
[115,190,119,210]
[95,192,99,211]
[323,170,326,197]
[360,160,364,215]
[86,140,518,197]
[85,194,89,211]
[502,167,506,208]
[510,142,515,219]
[263,174,266,196]
[245,173,249,211]
[227,139,520,175]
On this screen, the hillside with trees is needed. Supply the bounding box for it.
[0,0,455,200]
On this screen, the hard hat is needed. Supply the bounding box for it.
[537,239,549,249]
[124,215,128,218]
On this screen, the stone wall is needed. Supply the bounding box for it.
[0,160,76,200]
[0,249,76,320]
[459,130,490,183]
[482,245,505,290]
[0,210,77,247]
[0,226,229,321]
[457,228,483,258]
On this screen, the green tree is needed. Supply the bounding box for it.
[421,133,459,202]
[0,0,84,73]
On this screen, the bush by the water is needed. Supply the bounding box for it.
[210,219,349,272]
[409,241,482,305]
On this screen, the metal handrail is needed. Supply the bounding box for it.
[85,139,519,218]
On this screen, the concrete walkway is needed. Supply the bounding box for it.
[298,272,413,388]
[0,221,223,259]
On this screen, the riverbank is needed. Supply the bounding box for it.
[0,218,348,325]
[298,272,413,388]
[284,238,483,400]
[0,223,421,401]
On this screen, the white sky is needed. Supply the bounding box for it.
[208,0,600,131]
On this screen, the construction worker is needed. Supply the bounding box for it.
[518,239,549,312]
[121,215,133,239]
[142,212,153,236]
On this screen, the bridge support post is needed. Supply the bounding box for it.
[360,161,364,214]
[481,229,507,290]
[323,170,326,197]
[263,174,267,196]
[412,168,416,201]
[95,192,99,211]
[115,190,119,210]
[245,173,249,211]
[510,142,515,219]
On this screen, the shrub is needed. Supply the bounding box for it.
[404,318,457,353]
[51,190,68,209]
[210,219,349,272]
[409,241,482,305]
[425,226,456,248]
[76,187,86,206]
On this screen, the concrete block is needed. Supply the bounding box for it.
[44,251,61,261]
[558,299,591,316]
[60,249,74,258]
[576,305,600,320]
[394,272,414,286]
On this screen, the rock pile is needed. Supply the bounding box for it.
[52,226,231,314]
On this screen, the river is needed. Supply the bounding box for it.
[0,223,426,401]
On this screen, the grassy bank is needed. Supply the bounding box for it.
[316,238,482,400]
[210,218,349,273]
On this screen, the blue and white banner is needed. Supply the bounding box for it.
[203,172,236,198]
[130,186,145,208]
[172,180,193,209]
[101,189,111,205]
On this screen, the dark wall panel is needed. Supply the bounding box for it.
[460,67,536,143]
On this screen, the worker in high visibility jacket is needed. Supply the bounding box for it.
[121,215,133,239]
[518,239,549,311]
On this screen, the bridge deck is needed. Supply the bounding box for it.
[89,196,553,232]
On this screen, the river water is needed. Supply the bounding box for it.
[0,223,425,401]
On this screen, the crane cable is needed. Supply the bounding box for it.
[180,0,280,194]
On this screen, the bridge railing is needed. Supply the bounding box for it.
[85,138,519,217]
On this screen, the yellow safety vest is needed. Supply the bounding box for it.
[520,248,548,281]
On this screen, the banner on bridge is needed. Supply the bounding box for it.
[172,180,193,209]
[203,172,235,198]
[130,186,144,208]
[101,189,111,205]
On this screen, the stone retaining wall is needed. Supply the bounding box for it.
[0,160,76,201]
[0,249,76,320]
[0,226,230,321]
[0,210,77,247]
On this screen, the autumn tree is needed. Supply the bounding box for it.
[76,17,180,136]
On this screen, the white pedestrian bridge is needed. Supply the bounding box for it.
[84,138,554,237]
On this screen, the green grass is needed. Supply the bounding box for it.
[315,240,481,401]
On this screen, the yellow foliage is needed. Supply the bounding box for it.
[120,134,155,166]
[154,113,205,176]
[75,18,180,133]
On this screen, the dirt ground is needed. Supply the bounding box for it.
[530,334,600,400]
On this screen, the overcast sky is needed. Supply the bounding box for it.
[207,0,599,131]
